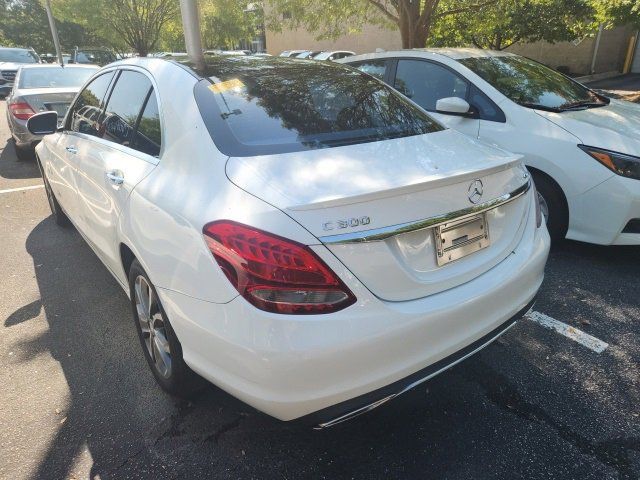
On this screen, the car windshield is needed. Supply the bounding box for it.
[459,55,607,111]
[0,48,39,63]
[19,67,96,89]
[192,57,443,156]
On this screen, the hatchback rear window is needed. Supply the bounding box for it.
[193,57,443,157]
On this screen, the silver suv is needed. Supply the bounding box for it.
[0,47,41,98]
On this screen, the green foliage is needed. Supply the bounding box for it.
[53,0,179,56]
[430,0,596,50]
[0,0,94,54]
[591,0,640,29]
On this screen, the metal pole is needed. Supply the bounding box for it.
[590,23,604,75]
[44,0,64,66]
[179,0,205,71]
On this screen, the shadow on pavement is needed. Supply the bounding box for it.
[0,138,40,180]
[7,217,639,479]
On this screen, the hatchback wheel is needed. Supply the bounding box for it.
[531,171,568,242]
[129,260,203,397]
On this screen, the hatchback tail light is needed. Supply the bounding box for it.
[203,221,356,314]
[9,102,36,120]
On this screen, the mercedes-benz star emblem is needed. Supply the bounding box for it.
[467,179,484,204]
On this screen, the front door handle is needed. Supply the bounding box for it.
[66,146,78,154]
[105,170,124,186]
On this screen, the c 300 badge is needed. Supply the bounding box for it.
[323,216,370,232]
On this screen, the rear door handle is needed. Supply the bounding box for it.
[105,170,124,186]
[66,146,77,154]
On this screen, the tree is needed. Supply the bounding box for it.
[0,0,93,54]
[265,0,497,48]
[591,0,640,29]
[430,0,595,50]
[54,0,179,56]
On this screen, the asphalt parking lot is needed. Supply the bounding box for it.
[0,101,638,480]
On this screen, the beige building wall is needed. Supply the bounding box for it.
[266,23,402,56]
[266,19,633,76]
[508,26,635,75]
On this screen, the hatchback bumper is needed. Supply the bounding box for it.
[569,174,640,245]
[157,213,549,422]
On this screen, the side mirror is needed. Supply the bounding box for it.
[27,111,59,135]
[435,97,475,117]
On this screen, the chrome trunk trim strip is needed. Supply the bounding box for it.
[319,179,531,245]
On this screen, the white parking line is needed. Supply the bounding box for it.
[526,311,609,353]
[0,184,44,195]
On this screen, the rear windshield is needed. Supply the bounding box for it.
[0,48,39,64]
[193,57,443,157]
[19,67,97,89]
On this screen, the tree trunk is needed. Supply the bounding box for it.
[396,0,436,48]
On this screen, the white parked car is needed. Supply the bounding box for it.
[28,56,548,426]
[342,49,640,244]
[313,50,356,61]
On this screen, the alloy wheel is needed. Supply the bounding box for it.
[134,275,172,378]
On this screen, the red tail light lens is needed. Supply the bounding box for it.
[203,221,356,314]
[9,102,36,120]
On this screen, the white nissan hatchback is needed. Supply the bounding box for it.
[342,49,640,245]
[29,56,549,427]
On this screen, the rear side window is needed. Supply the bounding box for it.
[68,71,115,136]
[394,59,468,111]
[194,58,442,157]
[351,59,388,81]
[131,92,161,157]
[102,70,153,148]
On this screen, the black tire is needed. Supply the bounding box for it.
[128,259,204,398]
[531,170,568,242]
[15,143,34,161]
[36,156,71,227]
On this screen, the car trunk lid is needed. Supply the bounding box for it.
[14,88,78,119]
[226,130,531,301]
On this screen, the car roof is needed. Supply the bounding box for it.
[344,47,516,62]
[413,48,516,59]
[18,63,99,69]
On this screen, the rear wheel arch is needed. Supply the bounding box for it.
[119,243,137,280]
[526,166,569,241]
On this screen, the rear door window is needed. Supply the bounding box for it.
[102,70,153,148]
[130,91,162,157]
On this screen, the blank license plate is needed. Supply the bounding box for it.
[434,214,489,266]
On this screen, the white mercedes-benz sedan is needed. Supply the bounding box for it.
[342,49,640,245]
[28,56,549,427]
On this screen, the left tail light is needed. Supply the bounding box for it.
[9,102,36,120]
[203,221,356,314]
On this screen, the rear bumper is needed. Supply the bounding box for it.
[305,297,535,428]
[568,174,640,245]
[157,216,549,422]
[9,115,41,147]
